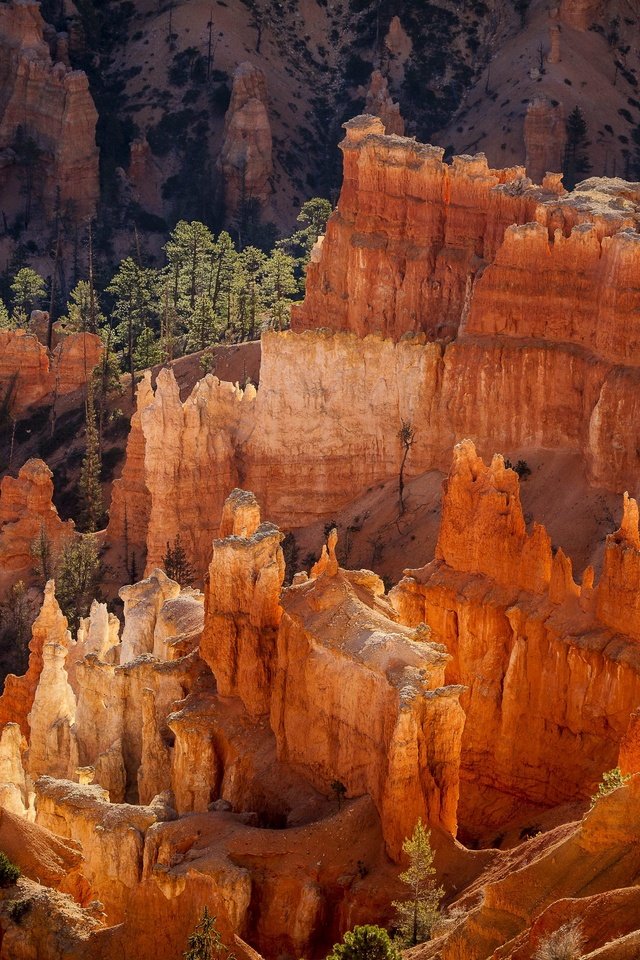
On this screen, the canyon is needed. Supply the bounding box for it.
[3,59,640,960]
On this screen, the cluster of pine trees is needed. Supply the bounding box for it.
[0,198,332,380]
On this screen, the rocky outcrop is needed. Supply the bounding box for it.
[292,115,538,340]
[0,460,75,595]
[272,533,465,859]
[364,70,404,136]
[0,581,71,736]
[27,641,77,782]
[119,569,180,663]
[413,775,640,960]
[524,98,566,184]
[200,490,284,716]
[106,374,155,580]
[391,442,640,836]
[0,329,103,416]
[218,62,273,217]
[559,0,604,29]
[0,723,28,815]
[108,369,256,578]
[0,0,99,220]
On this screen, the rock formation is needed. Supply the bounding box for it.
[0,581,71,736]
[218,62,273,218]
[364,70,404,136]
[559,0,605,29]
[391,441,640,835]
[0,0,99,220]
[0,460,75,595]
[0,329,103,416]
[27,641,77,782]
[107,369,256,577]
[524,98,566,182]
[200,490,284,716]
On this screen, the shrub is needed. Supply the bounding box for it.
[0,853,20,887]
[590,767,630,808]
[534,920,584,960]
[327,925,401,960]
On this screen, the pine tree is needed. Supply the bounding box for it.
[184,907,233,960]
[107,257,161,400]
[10,267,46,319]
[64,280,105,334]
[55,535,102,635]
[79,381,104,533]
[163,534,195,585]
[261,249,297,330]
[392,819,443,946]
[563,107,592,190]
[0,299,13,330]
[31,523,55,585]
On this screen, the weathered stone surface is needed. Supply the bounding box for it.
[272,537,465,859]
[27,641,77,782]
[218,62,273,217]
[0,722,28,815]
[0,580,71,736]
[391,442,640,835]
[524,98,566,184]
[0,460,74,595]
[200,490,284,716]
[365,70,404,136]
[0,0,99,219]
[119,569,180,663]
[0,329,103,416]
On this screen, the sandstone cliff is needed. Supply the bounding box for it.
[391,442,640,836]
[0,0,99,220]
[218,62,273,219]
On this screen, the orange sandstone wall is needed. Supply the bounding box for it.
[391,442,640,835]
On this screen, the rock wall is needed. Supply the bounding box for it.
[0,1,99,220]
[292,115,537,341]
[390,442,640,834]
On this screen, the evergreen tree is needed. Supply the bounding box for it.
[261,249,297,330]
[165,220,215,314]
[107,257,161,397]
[163,534,195,585]
[563,107,592,190]
[64,280,105,334]
[10,267,46,319]
[79,381,104,533]
[277,196,332,290]
[184,907,233,960]
[55,534,102,634]
[231,246,267,340]
[133,325,164,369]
[0,299,13,330]
[392,819,443,946]
[327,926,401,960]
[31,523,55,585]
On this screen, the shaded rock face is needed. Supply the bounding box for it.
[0,460,74,596]
[0,1,99,220]
[218,62,273,218]
[524,98,566,184]
[202,489,464,859]
[559,0,605,28]
[365,70,404,136]
[390,441,640,837]
[200,490,284,716]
